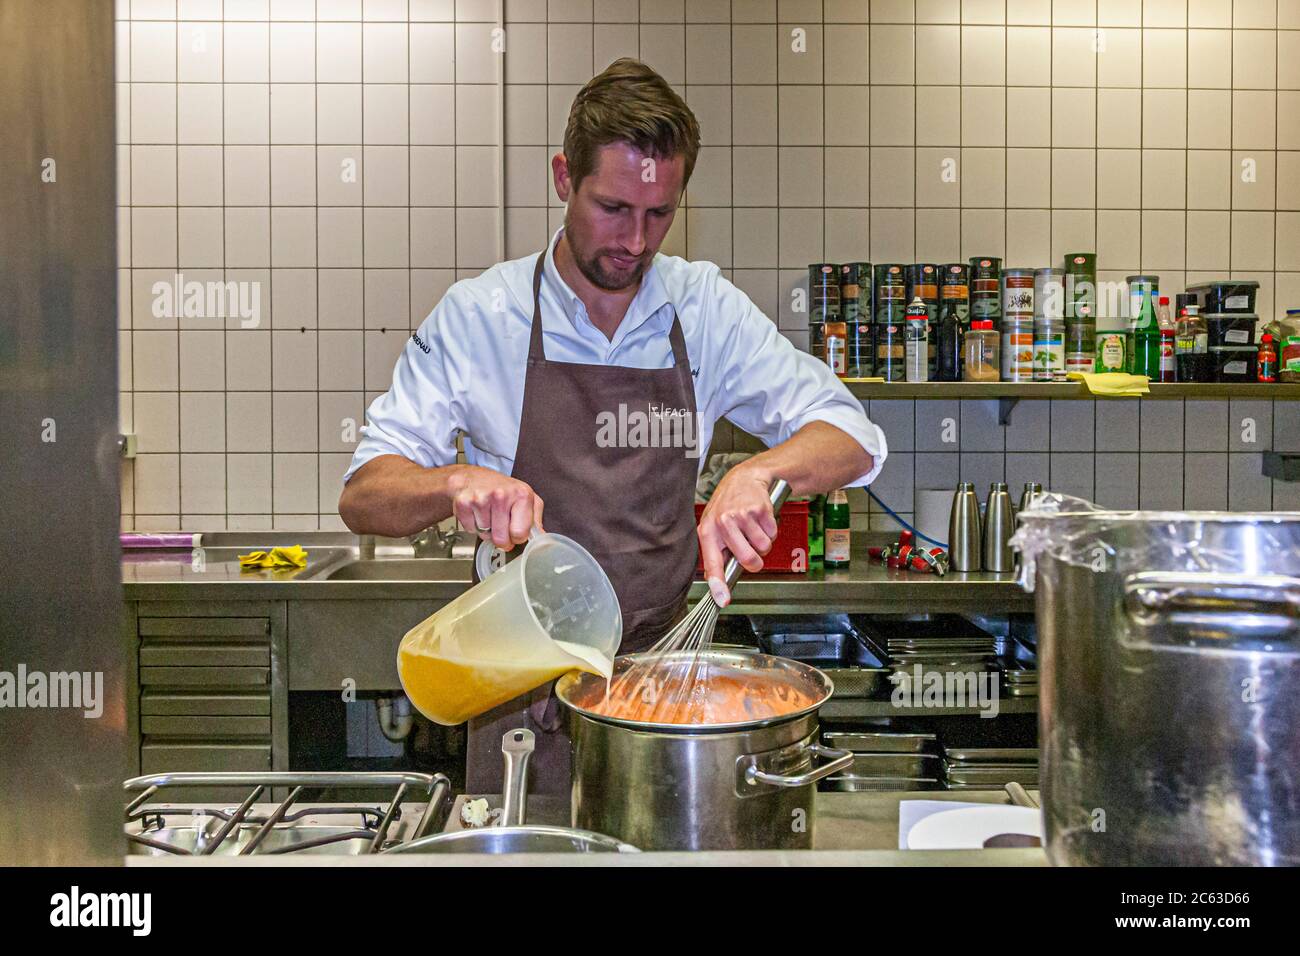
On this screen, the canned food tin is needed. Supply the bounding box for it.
[969,256,1002,325]
[1064,322,1094,378]
[1001,316,1034,381]
[839,262,870,325]
[1063,252,1096,277]
[876,322,905,381]
[1002,269,1036,319]
[874,264,908,323]
[1065,351,1094,376]
[940,262,970,296]
[1063,253,1097,321]
[809,263,840,287]
[1034,268,1066,320]
[1095,331,1126,372]
[1033,318,1066,381]
[847,321,874,377]
[907,264,939,304]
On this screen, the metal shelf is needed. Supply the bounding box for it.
[844,381,1300,400]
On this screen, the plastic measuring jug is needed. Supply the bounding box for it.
[397,530,622,725]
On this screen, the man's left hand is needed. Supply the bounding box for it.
[697,465,778,607]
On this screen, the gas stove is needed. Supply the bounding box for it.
[124,772,451,857]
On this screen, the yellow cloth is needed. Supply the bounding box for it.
[238,545,308,569]
[1066,371,1151,396]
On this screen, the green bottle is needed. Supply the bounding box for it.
[1128,278,1160,377]
[824,489,851,569]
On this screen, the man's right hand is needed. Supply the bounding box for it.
[446,465,544,552]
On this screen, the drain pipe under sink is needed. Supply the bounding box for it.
[376,695,414,742]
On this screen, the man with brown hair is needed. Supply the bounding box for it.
[340,59,887,792]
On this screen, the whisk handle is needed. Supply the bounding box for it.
[721,478,793,590]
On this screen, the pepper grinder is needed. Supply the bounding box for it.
[948,482,982,572]
[982,482,1015,573]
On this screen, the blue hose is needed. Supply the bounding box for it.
[866,488,948,549]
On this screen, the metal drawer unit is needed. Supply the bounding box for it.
[132,602,287,799]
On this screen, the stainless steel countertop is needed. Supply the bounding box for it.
[121,532,1033,611]
[125,789,1047,866]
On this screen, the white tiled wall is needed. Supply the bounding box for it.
[117,0,1300,530]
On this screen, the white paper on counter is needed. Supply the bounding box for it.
[897,799,990,849]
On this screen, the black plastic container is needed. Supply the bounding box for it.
[1187,280,1259,315]
[1210,345,1258,382]
[1206,312,1258,348]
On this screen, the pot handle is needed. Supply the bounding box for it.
[744,742,853,789]
[1122,571,1300,653]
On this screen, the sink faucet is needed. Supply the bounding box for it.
[409,525,459,558]
[358,534,376,560]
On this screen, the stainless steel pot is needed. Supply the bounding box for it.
[556,649,851,851]
[1020,507,1300,866]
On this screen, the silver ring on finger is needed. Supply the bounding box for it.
[474,523,491,535]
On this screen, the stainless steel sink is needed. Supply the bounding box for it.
[323,558,474,581]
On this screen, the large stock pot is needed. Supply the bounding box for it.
[1014,499,1300,866]
[555,649,851,851]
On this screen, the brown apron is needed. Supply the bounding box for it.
[464,250,700,795]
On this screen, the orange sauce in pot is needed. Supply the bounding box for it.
[576,664,820,725]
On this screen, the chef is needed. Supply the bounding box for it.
[339,58,887,794]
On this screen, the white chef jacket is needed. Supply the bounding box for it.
[344,229,888,487]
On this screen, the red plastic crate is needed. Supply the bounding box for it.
[694,499,810,574]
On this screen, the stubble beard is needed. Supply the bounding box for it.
[563,215,648,293]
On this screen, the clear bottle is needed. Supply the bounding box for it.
[963,319,1000,381]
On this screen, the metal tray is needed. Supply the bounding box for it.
[944,765,1040,787]
[844,753,942,777]
[943,747,1038,764]
[823,731,938,754]
[750,614,885,669]
[824,776,943,792]
[945,780,1038,792]
[819,666,893,699]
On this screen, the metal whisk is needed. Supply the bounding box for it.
[610,479,792,723]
